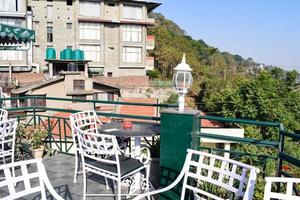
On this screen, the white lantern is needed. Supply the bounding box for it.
[173,54,193,111]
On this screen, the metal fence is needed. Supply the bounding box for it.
[198,115,300,181]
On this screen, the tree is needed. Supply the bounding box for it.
[285,70,298,88]
[209,47,218,67]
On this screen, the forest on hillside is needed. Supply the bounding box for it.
[149,13,300,198]
[149,13,300,132]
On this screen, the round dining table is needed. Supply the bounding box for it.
[99,121,160,156]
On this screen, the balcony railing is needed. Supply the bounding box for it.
[198,115,300,181]
[0,96,299,182]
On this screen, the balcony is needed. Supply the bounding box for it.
[146,35,155,50]
[146,56,154,70]
[0,96,300,199]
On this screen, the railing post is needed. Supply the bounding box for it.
[159,108,200,200]
[33,96,37,127]
[276,123,285,178]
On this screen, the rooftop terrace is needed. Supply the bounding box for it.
[0,96,299,199]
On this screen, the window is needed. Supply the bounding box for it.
[123,5,142,20]
[79,22,101,40]
[108,92,114,101]
[108,3,115,7]
[80,44,101,62]
[123,25,142,42]
[47,26,53,43]
[0,51,22,61]
[0,18,23,27]
[107,72,113,77]
[0,0,23,12]
[72,95,86,103]
[79,0,100,17]
[66,23,72,29]
[66,0,72,5]
[46,5,53,19]
[73,80,85,90]
[122,47,142,63]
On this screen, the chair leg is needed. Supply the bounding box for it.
[12,155,16,187]
[74,150,78,183]
[117,180,121,200]
[83,171,87,200]
[146,165,150,200]
[105,177,109,190]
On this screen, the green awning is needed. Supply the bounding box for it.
[0,23,35,45]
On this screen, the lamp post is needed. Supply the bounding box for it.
[173,54,193,112]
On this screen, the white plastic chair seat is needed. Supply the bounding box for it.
[85,155,144,177]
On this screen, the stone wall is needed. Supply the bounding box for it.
[120,87,176,103]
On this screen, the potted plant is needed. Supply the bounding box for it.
[16,124,32,160]
[30,127,47,159]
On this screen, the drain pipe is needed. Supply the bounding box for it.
[27,10,40,73]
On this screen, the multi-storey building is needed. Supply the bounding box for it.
[0,0,160,77]
[0,0,36,73]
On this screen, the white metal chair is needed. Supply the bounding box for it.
[134,149,259,200]
[0,118,17,166]
[0,159,64,200]
[264,177,300,200]
[0,109,8,121]
[70,110,129,183]
[70,110,103,183]
[76,128,151,200]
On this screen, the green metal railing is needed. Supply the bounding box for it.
[1,96,176,154]
[2,96,299,181]
[198,115,300,180]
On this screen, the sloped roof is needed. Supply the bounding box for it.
[11,76,64,94]
[118,98,157,121]
[200,112,224,128]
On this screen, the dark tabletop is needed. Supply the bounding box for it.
[99,121,160,138]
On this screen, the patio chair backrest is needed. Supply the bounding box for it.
[0,118,17,159]
[0,109,8,122]
[264,177,300,200]
[70,110,102,137]
[0,159,64,200]
[76,128,121,175]
[181,149,259,200]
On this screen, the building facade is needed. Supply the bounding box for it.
[0,0,160,77]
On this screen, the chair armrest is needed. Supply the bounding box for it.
[132,163,187,200]
[119,147,151,165]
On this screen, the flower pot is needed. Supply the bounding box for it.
[32,146,45,159]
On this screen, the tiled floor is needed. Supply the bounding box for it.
[1,154,155,200]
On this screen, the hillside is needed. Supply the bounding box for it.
[148,13,259,81]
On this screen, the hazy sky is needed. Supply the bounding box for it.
[155,0,300,71]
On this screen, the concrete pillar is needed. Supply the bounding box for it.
[84,63,88,78]
[159,109,200,200]
[49,63,53,77]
